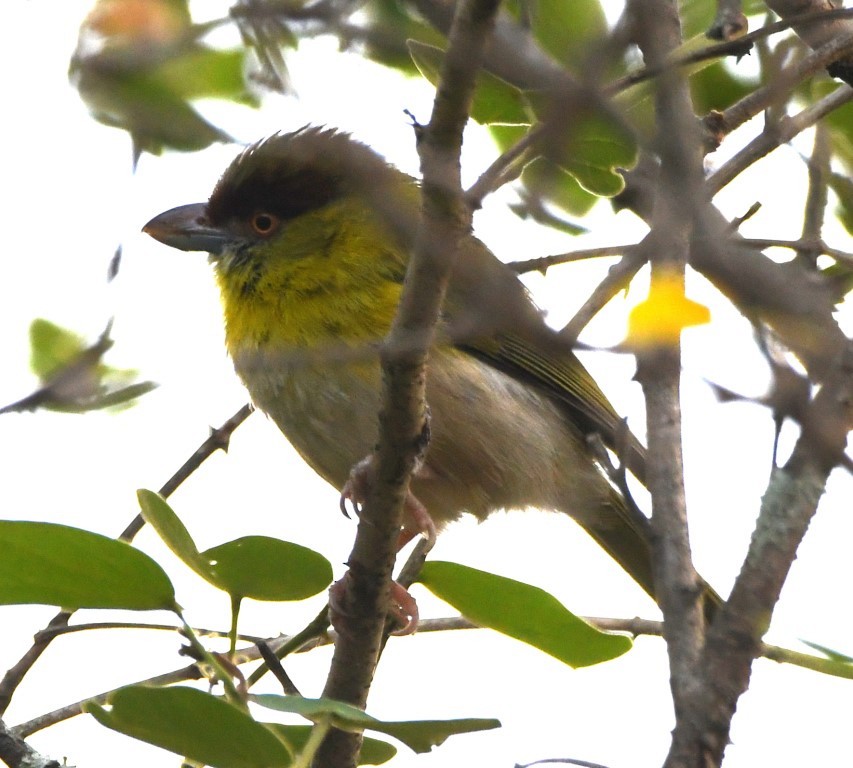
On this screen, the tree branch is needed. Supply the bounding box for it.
[707,82,853,195]
[315,0,502,765]
[629,1,713,763]
[697,343,853,763]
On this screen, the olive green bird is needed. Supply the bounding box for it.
[144,127,666,613]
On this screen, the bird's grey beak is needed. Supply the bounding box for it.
[143,203,230,255]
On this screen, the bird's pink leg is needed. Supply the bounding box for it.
[333,456,436,634]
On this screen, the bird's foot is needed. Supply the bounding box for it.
[335,454,437,634]
[329,571,420,636]
[340,456,437,552]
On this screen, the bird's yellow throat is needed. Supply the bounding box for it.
[213,195,406,357]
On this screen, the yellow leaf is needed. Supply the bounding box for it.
[627,270,711,347]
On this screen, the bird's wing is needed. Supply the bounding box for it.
[457,333,647,483]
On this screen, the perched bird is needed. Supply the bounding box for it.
[144,127,666,616]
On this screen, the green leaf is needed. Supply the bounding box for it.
[74,63,232,155]
[71,39,257,156]
[418,561,632,667]
[359,0,446,75]
[29,319,86,380]
[266,724,396,765]
[542,112,636,198]
[87,686,290,768]
[828,169,853,236]
[560,157,625,197]
[253,695,500,754]
[138,490,332,601]
[515,0,606,68]
[690,61,757,114]
[521,159,598,217]
[492,108,636,204]
[407,40,530,125]
[138,489,208,573]
[11,321,157,415]
[0,521,176,611]
[202,536,332,601]
[155,46,259,105]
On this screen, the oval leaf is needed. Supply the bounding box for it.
[0,520,175,610]
[87,686,289,768]
[418,561,631,667]
[139,489,332,601]
[202,536,332,601]
[137,489,209,577]
[252,695,500,754]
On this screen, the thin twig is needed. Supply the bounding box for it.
[509,244,637,275]
[709,34,853,145]
[707,83,853,196]
[610,6,853,96]
[741,237,853,264]
[0,405,253,717]
[122,403,254,541]
[559,249,647,343]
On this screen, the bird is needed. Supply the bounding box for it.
[143,126,692,625]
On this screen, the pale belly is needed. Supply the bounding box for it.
[231,344,609,529]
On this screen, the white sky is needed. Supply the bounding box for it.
[2,2,853,767]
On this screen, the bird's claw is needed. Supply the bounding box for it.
[340,456,374,519]
[328,572,419,637]
[340,455,437,552]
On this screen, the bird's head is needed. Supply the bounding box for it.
[143,127,415,347]
[144,126,414,262]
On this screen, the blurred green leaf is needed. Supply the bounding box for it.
[87,686,290,768]
[267,724,396,765]
[359,0,446,75]
[72,58,235,156]
[155,46,259,104]
[679,0,718,38]
[71,1,257,157]
[828,169,853,235]
[138,490,332,601]
[253,695,500,754]
[29,319,87,380]
[418,561,632,667]
[2,320,158,415]
[690,60,757,114]
[0,521,176,610]
[547,112,636,197]
[408,40,530,125]
[489,124,595,230]
[505,0,606,68]
[491,104,636,204]
[820,83,853,160]
[521,159,598,217]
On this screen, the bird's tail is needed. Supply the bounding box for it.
[578,488,721,623]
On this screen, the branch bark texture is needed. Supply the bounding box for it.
[315,0,501,765]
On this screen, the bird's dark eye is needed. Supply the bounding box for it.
[250,212,280,236]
